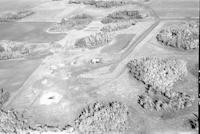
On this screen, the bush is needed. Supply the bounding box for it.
[156,21,199,50]
[68,0,131,8]
[74,101,129,134]
[0,89,9,108]
[184,114,199,130]
[74,31,113,49]
[127,57,187,90]
[138,86,194,111]
[100,20,135,32]
[101,10,143,24]
[48,13,93,33]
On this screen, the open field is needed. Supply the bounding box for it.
[0,0,199,134]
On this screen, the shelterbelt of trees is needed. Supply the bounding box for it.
[0,10,34,23]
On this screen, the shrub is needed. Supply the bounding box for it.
[184,114,199,130]
[74,101,129,134]
[74,31,113,49]
[0,40,31,60]
[127,57,187,90]
[0,89,9,108]
[156,21,199,50]
[48,13,93,32]
[68,0,131,8]
[100,20,135,32]
[101,10,142,24]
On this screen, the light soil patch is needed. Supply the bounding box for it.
[40,91,63,105]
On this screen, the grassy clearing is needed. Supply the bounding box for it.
[101,34,134,54]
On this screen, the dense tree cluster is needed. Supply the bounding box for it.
[0,10,34,22]
[74,31,113,49]
[100,20,135,32]
[48,13,93,33]
[127,57,187,90]
[101,10,143,24]
[138,86,194,111]
[74,101,129,134]
[156,21,199,50]
[68,0,131,8]
[0,40,30,60]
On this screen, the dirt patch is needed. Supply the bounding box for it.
[74,101,129,134]
[156,21,199,50]
[127,57,187,90]
[48,13,93,33]
[74,31,113,49]
[138,86,194,111]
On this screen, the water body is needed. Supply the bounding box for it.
[0,22,66,43]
